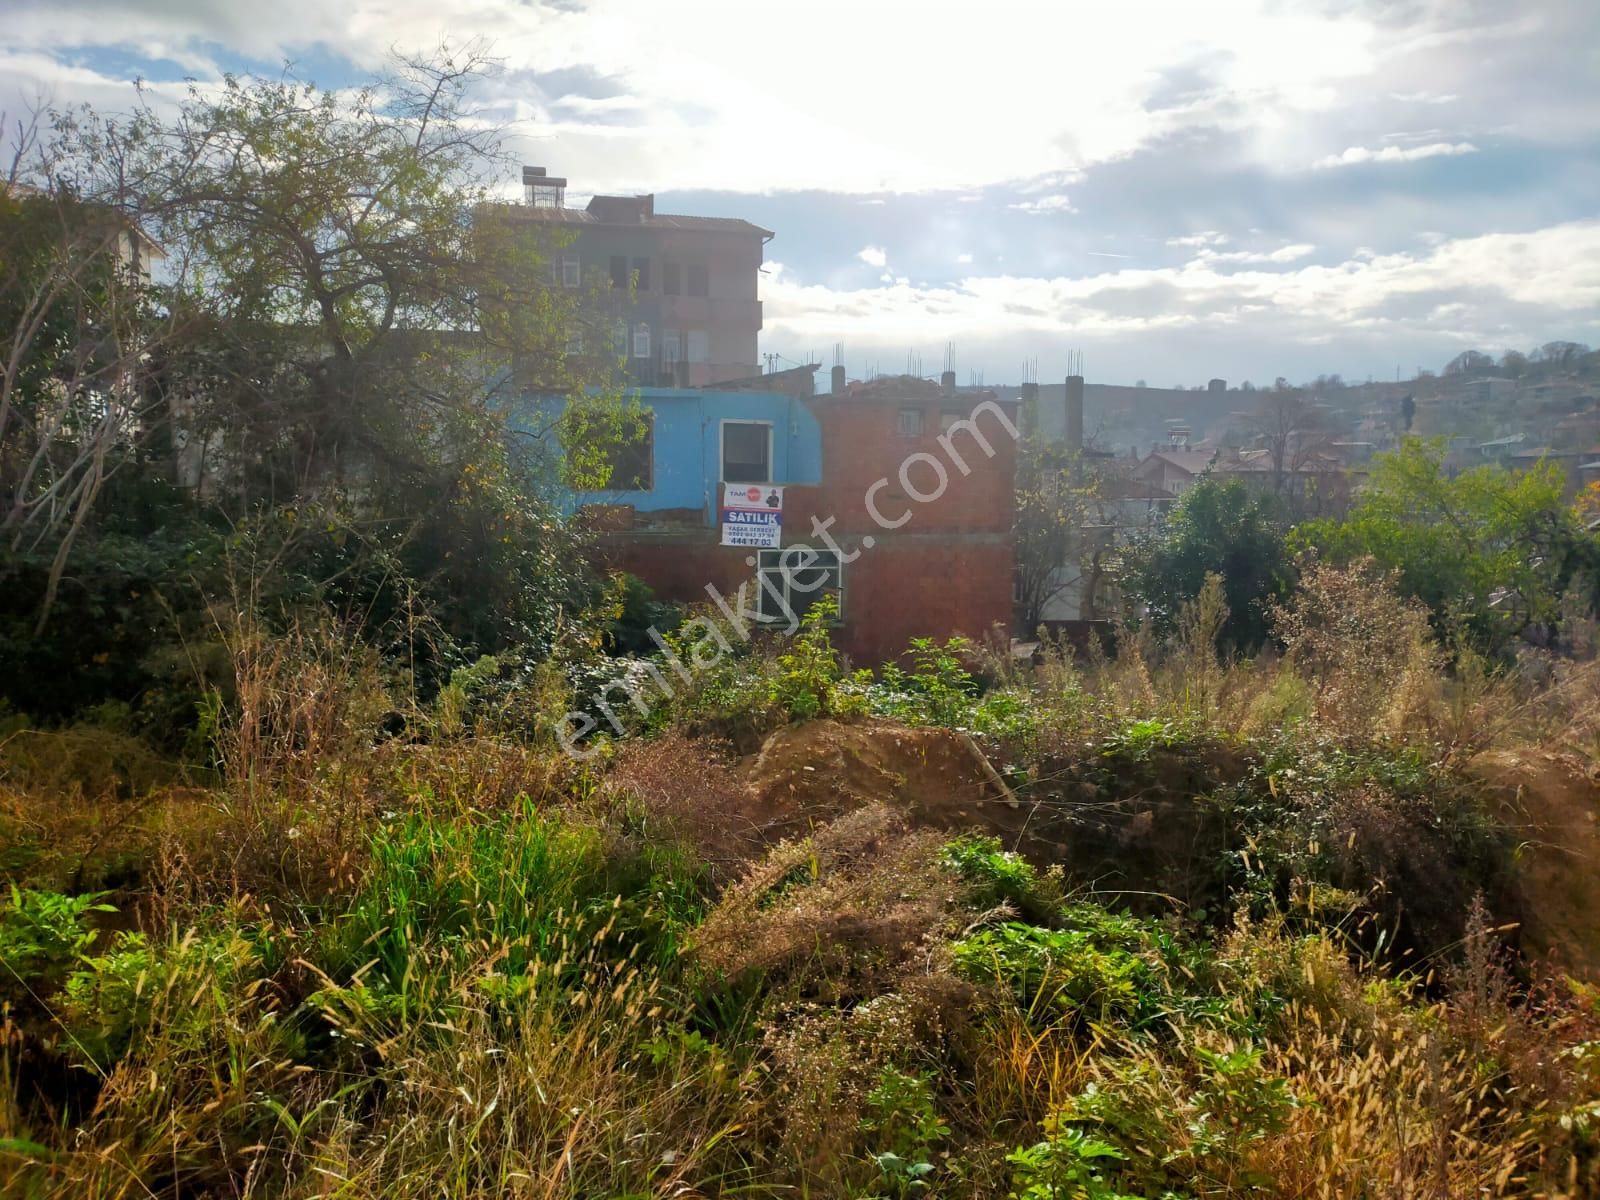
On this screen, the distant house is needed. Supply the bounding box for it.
[1132,448,1217,497]
[517,371,1020,664]
[1467,378,1519,405]
[1211,446,1355,510]
[1474,433,1528,465]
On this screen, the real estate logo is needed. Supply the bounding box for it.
[720,482,783,548]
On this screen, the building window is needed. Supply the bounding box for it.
[663,260,681,295]
[686,262,709,297]
[612,321,627,357]
[661,330,680,364]
[722,420,771,484]
[939,409,963,432]
[565,328,583,355]
[561,256,580,288]
[632,322,651,359]
[686,329,709,364]
[631,256,650,291]
[756,547,844,624]
[898,407,924,437]
[610,255,629,289]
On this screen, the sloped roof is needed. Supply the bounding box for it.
[1137,449,1217,476]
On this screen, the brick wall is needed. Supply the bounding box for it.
[586,385,1019,664]
[804,394,1018,535]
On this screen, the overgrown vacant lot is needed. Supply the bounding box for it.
[5,570,1600,1198]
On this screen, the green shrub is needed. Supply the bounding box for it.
[953,921,1153,1027]
[939,835,1060,923]
[860,1065,949,1196]
[1006,1118,1151,1200]
[0,885,113,984]
[1052,1044,1294,1196]
[871,637,979,726]
[769,595,868,721]
[59,926,263,1070]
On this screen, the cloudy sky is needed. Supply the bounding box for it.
[7,0,1600,386]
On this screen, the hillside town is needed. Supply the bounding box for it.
[489,167,1600,645]
[5,18,1600,1200]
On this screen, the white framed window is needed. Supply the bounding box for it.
[565,328,583,355]
[561,256,580,288]
[632,322,651,359]
[686,330,709,364]
[721,419,771,483]
[756,547,844,624]
[661,330,680,364]
[898,407,924,436]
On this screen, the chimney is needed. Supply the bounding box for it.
[831,364,846,395]
[1065,374,1085,452]
[940,369,957,395]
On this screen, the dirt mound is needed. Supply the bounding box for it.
[1470,749,1600,980]
[607,721,1016,877]
[737,719,1015,836]
[614,720,1258,917]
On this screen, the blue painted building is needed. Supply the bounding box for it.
[518,386,824,527]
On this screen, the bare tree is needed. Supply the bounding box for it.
[1013,441,1104,632]
[1245,388,1334,497]
[1,107,184,630]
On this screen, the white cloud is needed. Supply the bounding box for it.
[1390,90,1459,105]
[1167,231,1229,248]
[1009,194,1077,216]
[1312,141,1478,169]
[857,245,887,268]
[1196,243,1317,265]
[955,252,974,265]
[0,0,1393,194]
[764,221,1600,353]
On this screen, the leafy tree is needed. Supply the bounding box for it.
[1293,439,1600,654]
[29,51,617,665]
[1121,478,1292,652]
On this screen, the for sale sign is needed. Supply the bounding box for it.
[720,483,783,548]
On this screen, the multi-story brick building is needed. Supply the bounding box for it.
[498,166,770,388]
[519,368,1019,664]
